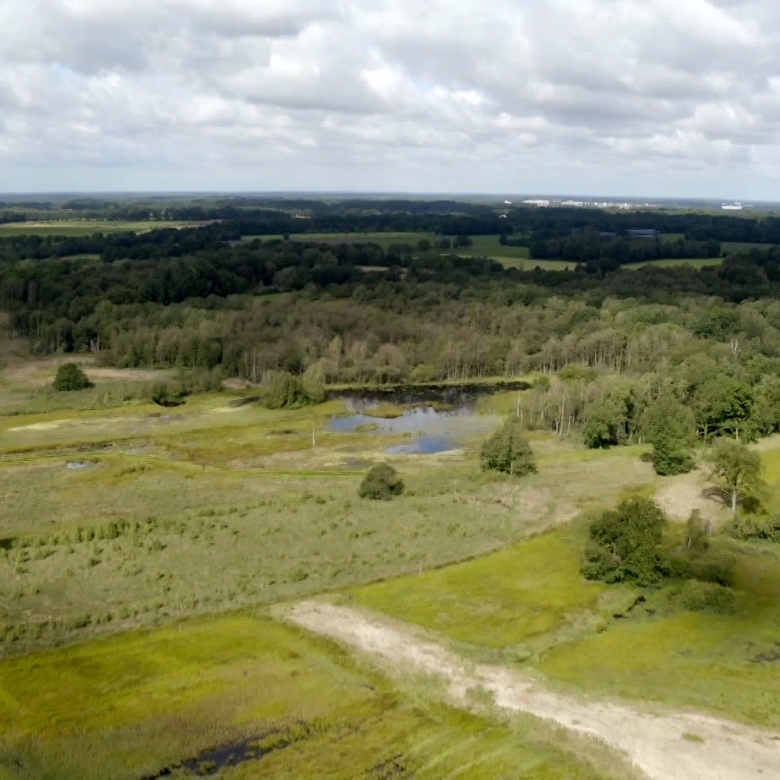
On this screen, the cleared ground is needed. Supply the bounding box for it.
[290,601,780,780]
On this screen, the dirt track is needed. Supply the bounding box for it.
[289,602,780,780]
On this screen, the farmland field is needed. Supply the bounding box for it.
[624,258,722,270]
[0,220,202,236]
[721,241,777,254]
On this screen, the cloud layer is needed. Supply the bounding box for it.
[1,0,780,196]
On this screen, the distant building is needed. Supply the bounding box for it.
[523,199,550,207]
[627,229,659,239]
[722,203,743,211]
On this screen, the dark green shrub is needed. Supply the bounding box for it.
[725,513,780,543]
[359,464,405,500]
[265,371,309,409]
[53,363,92,392]
[582,498,667,586]
[652,439,694,476]
[641,396,696,476]
[149,382,186,407]
[684,510,709,554]
[688,549,736,587]
[678,581,736,614]
[480,417,537,476]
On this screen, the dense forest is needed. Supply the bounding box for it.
[4,200,780,452]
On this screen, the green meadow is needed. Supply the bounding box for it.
[0,361,650,778]
[0,221,200,237]
[353,488,780,729]
[624,258,723,270]
[0,614,616,780]
[2,352,780,776]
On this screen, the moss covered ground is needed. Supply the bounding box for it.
[0,613,619,780]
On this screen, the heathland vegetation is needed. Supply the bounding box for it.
[4,197,780,778]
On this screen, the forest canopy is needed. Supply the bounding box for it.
[3,199,780,455]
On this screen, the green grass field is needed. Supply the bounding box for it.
[352,529,609,652]
[0,613,615,780]
[244,231,580,271]
[624,258,722,270]
[0,221,201,237]
[3,348,780,775]
[0,353,629,775]
[353,462,780,729]
[721,242,777,255]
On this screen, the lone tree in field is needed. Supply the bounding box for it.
[481,416,537,476]
[53,363,92,392]
[641,396,697,476]
[582,497,668,586]
[705,439,764,517]
[359,463,405,500]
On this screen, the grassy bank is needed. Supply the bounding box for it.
[0,613,613,779]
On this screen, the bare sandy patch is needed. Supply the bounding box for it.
[655,473,726,524]
[288,601,780,780]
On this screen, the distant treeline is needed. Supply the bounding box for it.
[2,201,780,266]
[3,232,780,378]
[529,235,722,271]
[0,212,27,225]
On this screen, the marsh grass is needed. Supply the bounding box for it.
[0,383,657,657]
[0,614,615,780]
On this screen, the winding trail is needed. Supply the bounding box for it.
[288,602,780,780]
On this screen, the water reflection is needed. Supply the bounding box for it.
[329,390,507,455]
[385,435,457,455]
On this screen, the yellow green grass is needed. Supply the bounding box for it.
[0,221,200,237]
[624,258,722,270]
[0,613,613,780]
[0,375,658,658]
[354,484,780,728]
[352,530,607,650]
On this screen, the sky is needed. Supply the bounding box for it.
[1,0,780,198]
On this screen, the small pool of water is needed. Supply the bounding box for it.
[329,405,473,435]
[329,387,514,455]
[385,435,457,455]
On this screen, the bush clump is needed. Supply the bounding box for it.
[640,396,696,476]
[264,368,328,410]
[724,513,780,543]
[359,464,405,500]
[53,363,92,392]
[582,497,667,586]
[480,416,537,476]
[678,581,736,614]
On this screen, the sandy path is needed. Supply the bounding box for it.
[288,602,780,780]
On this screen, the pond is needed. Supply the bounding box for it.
[328,382,528,455]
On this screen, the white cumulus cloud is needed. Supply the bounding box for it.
[1,0,780,196]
